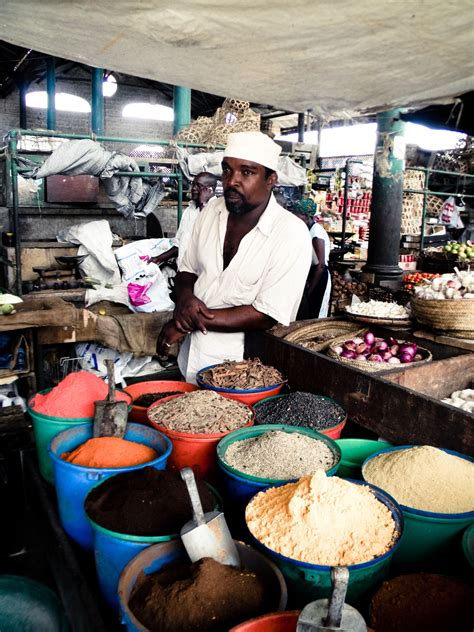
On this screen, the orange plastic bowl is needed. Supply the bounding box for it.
[196,364,285,406]
[147,394,254,480]
[124,381,198,424]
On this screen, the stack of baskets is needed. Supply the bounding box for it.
[411,296,474,340]
[401,171,425,235]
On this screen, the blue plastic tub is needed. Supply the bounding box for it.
[362,445,474,566]
[247,480,404,606]
[48,422,172,550]
[87,482,222,613]
[217,424,341,511]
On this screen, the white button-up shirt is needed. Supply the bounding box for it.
[177,194,312,382]
[174,197,216,268]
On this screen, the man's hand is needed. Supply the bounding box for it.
[174,294,214,334]
[156,321,187,357]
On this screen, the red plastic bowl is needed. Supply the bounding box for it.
[124,380,198,423]
[229,611,300,631]
[147,394,254,480]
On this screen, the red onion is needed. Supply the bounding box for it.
[388,356,401,364]
[352,337,364,345]
[400,352,413,363]
[368,353,383,362]
[386,336,398,346]
[382,351,393,361]
[377,341,388,352]
[364,332,375,346]
[333,345,343,356]
[399,343,417,358]
[341,350,357,359]
[390,344,399,356]
[414,353,422,361]
[356,343,368,354]
[343,341,357,352]
[356,354,367,361]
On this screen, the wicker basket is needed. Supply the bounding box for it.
[327,331,433,373]
[284,320,365,353]
[411,296,474,339]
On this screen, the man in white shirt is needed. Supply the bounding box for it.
[157,131,312,383]
[152,172,217,267]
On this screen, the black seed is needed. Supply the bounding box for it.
[254,392,345,430]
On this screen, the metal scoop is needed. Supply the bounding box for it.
[180,467,240,567]
[93,359,128,438]
[296,567,367,632]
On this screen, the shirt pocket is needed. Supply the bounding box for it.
[222,271,261,305]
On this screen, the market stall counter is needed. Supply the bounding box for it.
[245,324,473,457]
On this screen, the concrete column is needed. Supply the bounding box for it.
[173,86,191,135]
[46,58,56,130]
[362,109,405,282]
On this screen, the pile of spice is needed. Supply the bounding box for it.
[61,437,157,468]
[370,573,474,632]
[148,390,252,434]
[223,430,337,480]
[254,392,345,430]
[32,371,129,418]
[133,391,181,407]
[246,470,397,566]
[199,358,284,390]
[363,445,474,513]
[85,467,217,536]
[129,557,271,632]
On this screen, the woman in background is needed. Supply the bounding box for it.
[293,199,331,318]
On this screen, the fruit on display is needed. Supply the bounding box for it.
[333,331,422,365]
[331,271,368,312]
[403,272,440,292]
[443,240,474,261]
[413,270,474,300]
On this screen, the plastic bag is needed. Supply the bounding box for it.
[439,197,464,229]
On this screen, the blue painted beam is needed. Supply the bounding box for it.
[173,86,191,135]
[91,68,104,135]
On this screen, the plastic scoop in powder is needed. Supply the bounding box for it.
[180,467,240,567]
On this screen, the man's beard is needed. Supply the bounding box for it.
[224,188,254,215]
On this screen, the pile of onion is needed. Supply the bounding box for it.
[333,332,422,364]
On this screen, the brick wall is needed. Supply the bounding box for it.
[0,71,174,142]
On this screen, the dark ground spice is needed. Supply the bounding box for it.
[85,467,217,536]
[370,573,474,632]
[134,391,181,407]
[255,392,345,430]
[129,557,272,632]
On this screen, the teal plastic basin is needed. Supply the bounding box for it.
[335,439,392,479]
[248,481,403,607]
[362,445,474,566]
[462,523,474,568]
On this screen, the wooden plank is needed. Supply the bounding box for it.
[246,331,474,457]
[413,329,474,352]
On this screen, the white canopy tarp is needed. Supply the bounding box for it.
[1,0,473,118]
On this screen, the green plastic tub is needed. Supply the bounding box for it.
[248,481,403,607]
[462,523,474,568]
[335,439,392,479]
[362,445,474,566]
[28,388,132,484]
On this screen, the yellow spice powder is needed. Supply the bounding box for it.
[245,470,397,566]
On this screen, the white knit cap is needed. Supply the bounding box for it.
[223,131,281,171]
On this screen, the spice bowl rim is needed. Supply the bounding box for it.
[245,478,404,571]
[217,423,341,485]
[361,445,474,520]
[196,363,286,394]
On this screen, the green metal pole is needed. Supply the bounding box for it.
[46,58,56,130]
[18,81,27,129]
[362,109,405,283]
[91,68,104,135]
[173,86,191,135]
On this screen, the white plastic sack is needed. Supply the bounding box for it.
[75,342,152,384]
[439,197,464,229]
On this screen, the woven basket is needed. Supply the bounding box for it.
[327,331,433,373]
[411,297,474,339]
[284,321,365,353]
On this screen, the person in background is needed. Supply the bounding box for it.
[157,131,312,383]
[152,172,218,267]
[293,198,332,318]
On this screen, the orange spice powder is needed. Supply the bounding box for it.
[62,437,158,468]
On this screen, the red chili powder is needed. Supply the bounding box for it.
[62,437,157,468]
[32,371,130,418]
